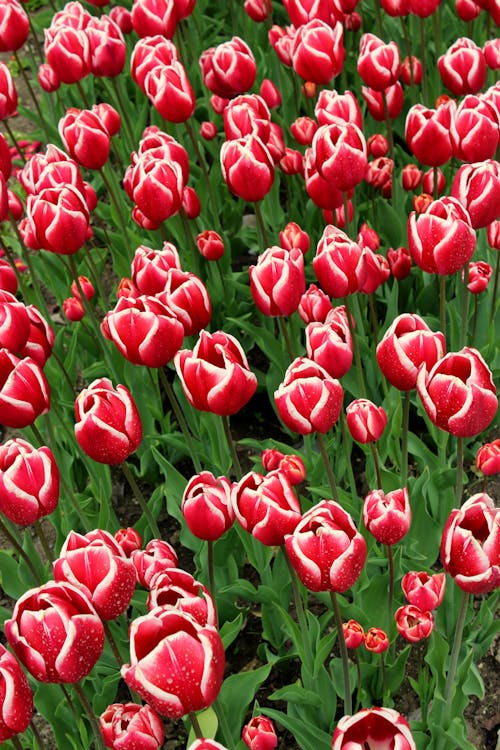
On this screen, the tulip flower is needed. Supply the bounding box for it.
[182,472,235,541]
[132,539,178,587]
[100,702,165,750]
[401,571,446,610]
[417,347,497,438]
[364,627,389,653]
[147,568,217,627]
[5,581,104,683]
[285,500,367,593]
[231,470,302,546]
[291,19,345,84]
[343,620,364,649]
[438,37,486,96]
[0,645,33,743]
[197,230,225,261]
[121,609,225,718]
[346,399,387,444]
[475,439,500,476]
[363,488,411,546]
[0,350,50,428]
[131,0,177,38]
[0,0,29,52]
[298,284,333,324]
[395,605,434,642]
[242,716,278,750]
[174,330,257,417]
[114,527,142,557]
[440,493,500,594]
[200,36,256,98]
[0,438,59,525]
[220,134,274,203]
[53,529,137,620]
[74,378,143,464]
[312,121,367,192]
[313,225,366,298]
[249,246,306,317]
[405,102,453,166]
[357,33,401,91]
[332,707,417,750]
[306,307,353,379]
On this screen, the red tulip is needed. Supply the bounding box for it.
[346,399,387,443]
[285,500,367,592]
[417,347,497,437]
[131,0,177,38]
[102,294,184,368]
[408,196,476,275]
[174,330,257,416]
[5,581,104,683]
[438,37,486,96]
[400,54,423,85]
[197,230,225,261]
[342,619,364,649]
[145,61,196,123]
[363,488,411,545]
[59,107,114,170]
[249,246,305,317]
[405,102,453,166]
[260,78,281,109]
[64,296,85,322]
[312,121,367,192]
[440,492,500,594]
[132,538,178,587]
[0,350,50,428]
[114,527,142,557]
[315,89,362,129]
[244,0,272,22]
[220,134,274,203]
[0,645,33,743]
[367,134,389,158]
[376,313,445,391]
[364,627,389,653]
[147,568,217,627]
[100,703,165,750]
[451,161,500,230]
[0,0,29,52]
[158,269,212,337]
[44,27,90,84]
[387,246,412,280]
[283,0,338,25]
[395,605,434,642]
[223,94,271,143]
[401,571,446,610]
[0,438,59,525]
[74,378,142,464]
[242,716,278,750]
[87,16,126,77]
[333,708,416,750]
[313,225,366,298]
[450,95,499,163]
[200,36,256,98]
[109,5,134,33]
[362,83,404,122]
[25,184,91,255]
[465,261,493,294]
[121,609,225,718]
[357,33,401,91]
[476,439,500,476]
[231,470,302,546]
[182,471,235,541]
[306,306,352,379]
[291,19,345,84]
[54,529,137,620]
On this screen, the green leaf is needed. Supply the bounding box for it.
[270,682,321,707]
[220,613,245,650]
[262,707,332,750]
[217,664,273,744]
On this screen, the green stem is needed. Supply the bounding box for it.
[471,294,479,342]
[278,316,294,361]
[254,201,270,249]
[12,735,24,750]
[221,414,242,479]
[120,461,161,539]
[387,544,394,628]
[103,621,124,668]
[213,699,234,750]
[339,410,358,504]
[382,91,395,163]
[184,118,218,221]
[444,590,470,721]
[33,520,53,563]
[283,547,314,682]
[0,516,42,584]
[330,591,352,716]
[368,294,379,347]
[489,251,499,323]
[13,52,50,141]
[158,368,202,473]
[189,712,204,739]
[344,297,366,398]
[419,18,429,106]
[370,443,383,490]
[460,263,470,348]
[342,191,352,238]
[439,275,446,340]
[110,77,135,153]
[380,651,387,699]
[401,391,410,487]
[72,682,106,750]
[99,164,132,268]
[317,433,339,502]
[455,436,464,506]
[207,540,215,599]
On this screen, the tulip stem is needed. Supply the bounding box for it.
[344,297,367,398]
[11,736,24,750]
[72,682,106,750]
[278,316,294,361]
[380,651,387,700]
[189,712,204,740]
[30,718,47,750]
[317,433,339,503]
[368,294,379,347]
[370,443,383,490]
[103,621,124,668]
[6,213,51,321]
[99,164,132,270]
[14,52,50,141]
[471,295,479,342]
[490,251,499,322]
[110,77,136,153]
[439,275,447,340]
[342,192,352,238]
[339,411,358,505]
[353,651,362,710]
[401,391,410,487]
[454,437,464,506]
[419,18,429,106]
[0,516,42,584]
[330,591,352,716]
[120,461,161,539]
[460,263,470,349]
[207,540,216,600]
[33,520,53,563]
[387,544,394,628]
[283,547,314,682]
[444,590,470,721]
[382,92,395,164]
[158,368,202,473]
[221,414,242,479]
[184,118,218,221]
[254,201,270,249]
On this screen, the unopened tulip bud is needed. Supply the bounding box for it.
[242,716,278,750]
[346,399,387,443]
[364,627,389,653]
[196,230,224,261]
[363,488,411,545]
[342,619,364,649]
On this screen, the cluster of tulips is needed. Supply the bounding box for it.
[0,0,498,748]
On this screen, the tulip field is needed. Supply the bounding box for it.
[0,0,499,748]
